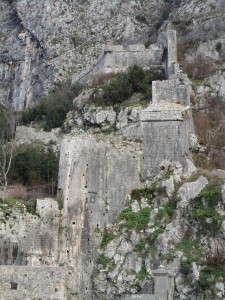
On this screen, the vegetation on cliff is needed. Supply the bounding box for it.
[20,82,82,131]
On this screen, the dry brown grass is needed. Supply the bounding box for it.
[193,96,225,169]
[183,55,215,79]
[9,184,27,200]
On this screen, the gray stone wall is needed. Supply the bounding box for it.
[58,136,142,299]
[141,118,191,178]
[152,75,190,106]
[72,43,164,84]
[0,199,61,266]
[167,30,177,78]
[120,269,174,300]
[0,266,65,300]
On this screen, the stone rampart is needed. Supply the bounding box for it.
[0,266,65,300]
[120,269,174,300]
[0,198,61,266]
[58,136,142,299]
[152,75,190,106]
[167,30,177,78]
[72,43,163,84]
[16,125,61,147]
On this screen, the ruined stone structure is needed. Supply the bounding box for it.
[0,30,192,299]
[72,42,164,84]
[121,269,174,300]
[141,30,193,178]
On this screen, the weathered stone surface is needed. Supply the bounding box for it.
[73,89,94,110]
[16,125,61,147]
[0,0,168,110]
[0,198,61,267]
[58,135,141,298]
[177,176,208,208]
[183,158,197,179]
[0,266,65,300]
[160,176,174,198]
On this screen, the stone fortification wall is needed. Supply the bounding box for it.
[58,136,142,299]
[72,43,163,84]
[167,30,177,78]
[0,199,61,266]
[16,125,61,147]
[96,43,163,73]
[0,266,65,300]
[120,269,174,300]
[152,75,190,106]
[141,117,192,178]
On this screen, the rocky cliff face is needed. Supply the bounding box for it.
[0,0,168,110]
[2,0,224,111]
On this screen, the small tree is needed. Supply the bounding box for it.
[0,108,17,200]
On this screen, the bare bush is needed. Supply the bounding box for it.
[193,96,225,169]
[182,55,215,79]
[9,184,27,200]
[92,72,117,86]
[206,245,225,268]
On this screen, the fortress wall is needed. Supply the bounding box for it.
[141,118,191,178]
[0,199,61,266]
[0,266,65,300]
[167,30,178,78]
[72,43,163,84]
[98,44,163,73]
[152,77,190,106]
[58,136,142,299]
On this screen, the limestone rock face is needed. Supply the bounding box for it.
[1,0,223,111]
[57,135,142,299]
[0,0,168,110]
[168,0,225,108]
[177,175,208,208]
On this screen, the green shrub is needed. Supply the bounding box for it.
[9,142,59,194]
[133,238,146,253]
[94,65,165,106]
[100,229,116,249]
[198,183,222,207]
[192,182,224,233]
[138,262,148,280]
[20,82,82,131]
[0,198,37,215]
[177,239,203,275]
[180,259,192,275]
[97,254,111,268]
[131,187,154,203]
[198,266,225,289]
[118,206,151,231]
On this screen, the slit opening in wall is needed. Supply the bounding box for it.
[10,282,18,290]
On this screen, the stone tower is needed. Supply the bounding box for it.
[140,30,193,179]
